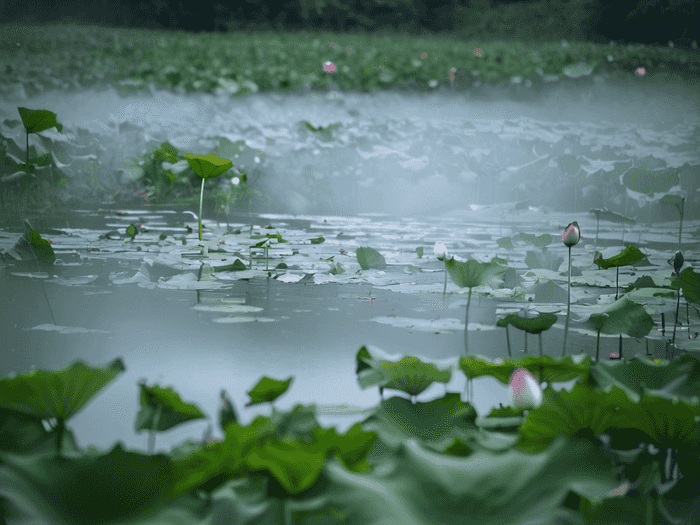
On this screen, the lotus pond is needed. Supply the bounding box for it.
[1,25,700,525]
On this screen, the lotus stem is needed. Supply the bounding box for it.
[199,178,205,241]
[505,325,512,357]
[562,245,573,357]
[464,288,473,354]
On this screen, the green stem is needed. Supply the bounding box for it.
[442,265,447,298]
[148,405,163,455]
[22,131,30,207]
[506,325,511,357]
[677,198,684,253]
[464,288,472,355]
[562,245,572,357]
[199,178,205,241]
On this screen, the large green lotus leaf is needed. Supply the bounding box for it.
[266,403,321,443]
[361,394,478,449]
[444,257,506,289]
[135,382,207,433]
[0,409,81,456]
[593,244,646,269]
[8,221,56,265]
[516,380,700,453]
[622,166,679,195]
[496,311,558,334]
[316,435,619,525]
[244,376,293,406]
[585,354,700,405]
[0,443,175,525]
[671,267,700,304]
[459,354,591,385]
[357,354,452,397]
[185,153,233,179]
[214,414,326,495]
[0,358,125,421]
[244,439,327,495]
[356,246,386,270]
[581,295,654,337]
[18,107,63,134]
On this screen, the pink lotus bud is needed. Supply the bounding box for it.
[509,368,543,409]
[562,221,581,247]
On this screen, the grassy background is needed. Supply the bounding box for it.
[0,21,698,101]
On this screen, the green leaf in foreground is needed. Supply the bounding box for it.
[0,443,176,525]
[135,381,207,433]
[670,266,700,304]
[245,376,293,406]
[18,107,63,134]
[0,358,124,457]
[357,354,452,400]
[361,394,476,449]
[356,246,386,270]
[0,358,124,422]
[458,354,591,385]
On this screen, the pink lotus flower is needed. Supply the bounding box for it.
[509,368,543,409]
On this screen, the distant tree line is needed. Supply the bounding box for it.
[1,0,697,49]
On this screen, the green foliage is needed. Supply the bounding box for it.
[356,246,386,270]
[3,352,699,524]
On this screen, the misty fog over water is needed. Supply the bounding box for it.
[1,71,698,218]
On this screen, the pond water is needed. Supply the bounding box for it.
[1,73,699,454]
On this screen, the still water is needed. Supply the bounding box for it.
[1,73,698,452]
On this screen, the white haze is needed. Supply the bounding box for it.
[0,71,698,217]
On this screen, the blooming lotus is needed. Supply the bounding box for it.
[434,241,448,260]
